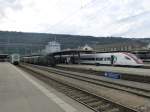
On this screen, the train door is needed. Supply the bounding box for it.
[111,55,117,65]
[111,55,114,65]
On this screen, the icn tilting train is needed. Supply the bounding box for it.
[73,52,144,66]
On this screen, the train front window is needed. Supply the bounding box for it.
[125,56,131,60]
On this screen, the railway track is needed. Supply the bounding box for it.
[56,65,150,83]
[25,64,150,98]
[20,64,139,112]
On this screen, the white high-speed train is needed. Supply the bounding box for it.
[74,52,144,66]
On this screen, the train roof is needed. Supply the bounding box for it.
[22,54,42,57]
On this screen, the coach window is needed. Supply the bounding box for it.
[107,57,111,61]
[90,58,95,60]
[81,58,95,60]
[96,58,103,61]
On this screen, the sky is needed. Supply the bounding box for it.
[0,0,150,38]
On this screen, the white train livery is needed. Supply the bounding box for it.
[74,52,143,66]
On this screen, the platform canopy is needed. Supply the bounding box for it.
[51,49,95,56]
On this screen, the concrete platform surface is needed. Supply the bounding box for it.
[58,64,150,76]
[0,62,93,112]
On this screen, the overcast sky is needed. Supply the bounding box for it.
[0,0,150,38]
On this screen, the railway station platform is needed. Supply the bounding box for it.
[143,64,150,67]
[57,64,150,77]
[0,62,93,112]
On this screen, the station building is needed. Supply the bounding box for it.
[78,44,93,51]
[44,41,61,53]
[52,49,94,64]
[94,42,148,52]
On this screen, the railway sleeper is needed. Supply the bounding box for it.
[88,101,104,107]
[63,90,79,95]
[59,88,73,92]
[93,105,105,111]
[51,83,63,88]
[57,85,68,88]
[98,104,111,111]
[102,108,120,112]
[82,98,99,103]
[75,95,93,100]
[66,91,85,96]
[69,90,85,94]
[71,94,89,99]
[57,86,72,91]
[69,93,87,98]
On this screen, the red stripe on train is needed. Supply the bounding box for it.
[121,52,143,64]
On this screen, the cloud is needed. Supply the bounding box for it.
[113,11,150,38]
[46,0,150,38]
[0,0,150,38]
[0,0,84,31]
[0,0,22,17]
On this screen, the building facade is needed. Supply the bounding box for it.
[79,44,93,51]
[94,42,147,52]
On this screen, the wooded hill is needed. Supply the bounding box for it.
[0,31,148,54]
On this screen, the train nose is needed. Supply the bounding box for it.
[138,59,144,64]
